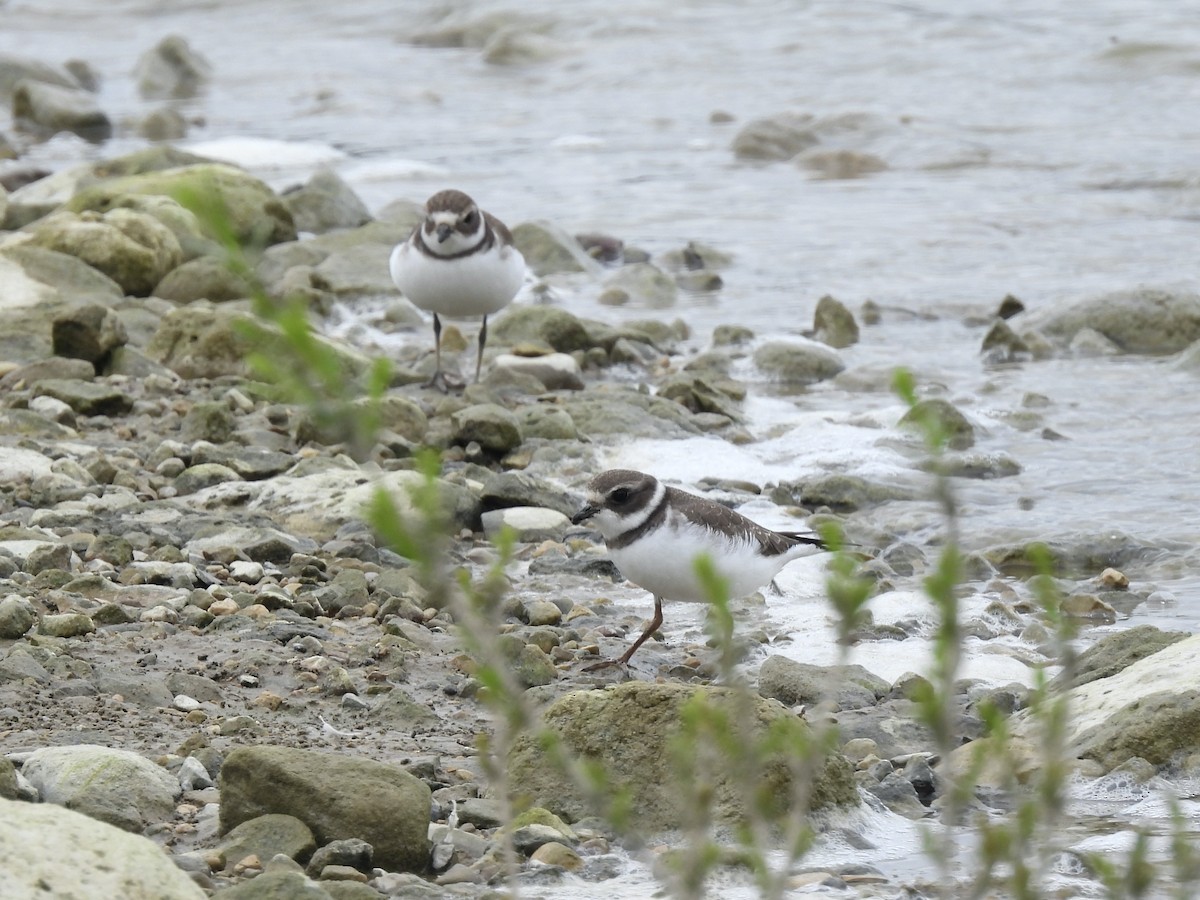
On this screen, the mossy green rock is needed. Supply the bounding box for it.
[25,208,183,295]
[753,339,845,384]
[898,398,975,450]
[217,813,317,866]
[154,255,252,302]
[490,305,594,353]
[67,163,296,246]
[219,745,431,873]
[507,681,858,833]
[510,220,597,276]
[450,403,523,453]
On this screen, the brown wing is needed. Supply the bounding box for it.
[667,487,825,557]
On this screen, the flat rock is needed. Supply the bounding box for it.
[218,745,432,872]
[0,796,205,898]
[481,506,570,543]
[753,338,845,384]
[21,744,180,832]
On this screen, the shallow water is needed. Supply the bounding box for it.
[4,0,1200,892]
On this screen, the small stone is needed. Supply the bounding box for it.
[529,841,583,870]
[1100,567,1129,589]
[38,612,95,638]
[0,597,35,639]
[812,294,859,348]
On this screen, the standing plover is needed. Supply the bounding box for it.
[572,469,826,666]
[389,190,525,390]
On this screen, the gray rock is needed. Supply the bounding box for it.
[175,463,243,494]
[135,34,211,100]
[758,656,888,711]
[218,813,317,866]
[775,472,916,511]
[450,403,522,454]
[305,837,374,877]
[210,868,334,899]
[92,670,175,708]
[138,106,188,141]
[1032,287,1200,354]
[481,507,570,543]
[930,451,1021,479]
[52,303,129,365]
[516,405,578,440]
[981,634,1200,775]
[33,378,132,416]
[0,53,84,99]
[496,634,557,687]
[68,163,295,247]
[0,756,17,800]
[38,612,94,638]
[375,395,428,443]
[898,398,975,450]
[657,375,742,422]
[181,401,237,443]
[981,318,1030,364]
[510,220,598,276]
[26,208,183,296]
[799,148,888,179]
[753,339,845,384]
[153,255,252,303]
[165,671,226,704]
[22,745,180,832]
[1052,625,1190,691]
[12,78,111,141]
[559,387,701,438]
[0,646,52,683]
[812,295,859,348]
[491,352,584,390]
[864,770,927,819]
[833,700,939,761]
[507,681,857,833]
[480,470,578,517]
[25,541,74,575]
[219,745,432,872]
[732,112,818,161]
[600,262,678,309]
[0,596,34,638]
[283,167,372,234]
[490,305,594,353]
[0,795,205,898]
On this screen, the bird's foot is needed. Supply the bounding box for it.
[425,370,465,393]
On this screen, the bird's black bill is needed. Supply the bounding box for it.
[436,224,453,243]
[571,503,599,525]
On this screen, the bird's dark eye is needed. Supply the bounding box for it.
[461,210,478,228]
[610,487,631,504]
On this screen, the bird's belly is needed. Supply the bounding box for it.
[608,527,790,603]
[389,245,525,318]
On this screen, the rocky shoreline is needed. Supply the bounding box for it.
[3,72,1200,895]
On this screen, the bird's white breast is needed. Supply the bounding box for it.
[608,512,801,604]
[389,241,525,319]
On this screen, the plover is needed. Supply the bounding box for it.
[571,469,827,666]
[389,190,525,390]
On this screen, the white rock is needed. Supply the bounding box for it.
[21,745,181,832]
[492,352,584,390]
[0,795,205,899]
[172,694,201,712]
[480,506,570,543]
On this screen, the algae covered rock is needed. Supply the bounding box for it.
[507,680,857,833]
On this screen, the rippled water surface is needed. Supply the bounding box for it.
[4,0,1200,892]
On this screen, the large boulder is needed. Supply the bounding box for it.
[732,112,819,161]
[0,245,124,362]
[974,633,1200,778]
[218,746,431,873]
[21,745,180,832]
[12,78,112,142]
[489,305,594,353]
[559,387,701,438]
[190,467,481,544]
[281,166,372,234]
[509,220,597,276]
[758,656,889,711]
[0,796,205,899]
[24,208,183,295]
[753,338,845,384]
[506,680,858,834]
[145,305,372,381]
[135,34,211,100]
[1031,287,1200,354]
[67,163,296,246]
